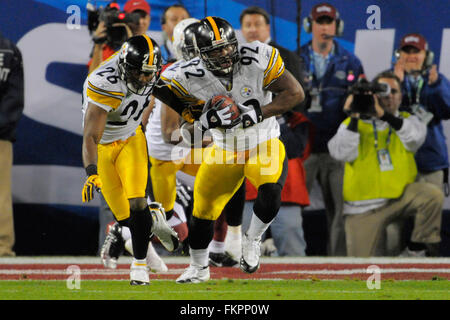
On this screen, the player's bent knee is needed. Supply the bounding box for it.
[193,208,222,221]
[254,183,282,223]
[424,183,445,205]
[129,197,148,212]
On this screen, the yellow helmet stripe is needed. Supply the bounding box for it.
[206,16,221,41]
[142,34,154,67]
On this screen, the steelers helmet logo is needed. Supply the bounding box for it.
[240,86,253,98]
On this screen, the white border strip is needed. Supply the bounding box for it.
[1,256,450,265]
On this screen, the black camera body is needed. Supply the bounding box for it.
[87,1,140,50]
[349,78,390,116]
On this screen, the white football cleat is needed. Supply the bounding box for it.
[100,222,124,269]
[147,242,168,273]
[149,202,179,252]
[176,264,210,283]
[130,262,149,285]
[240,233,261,274]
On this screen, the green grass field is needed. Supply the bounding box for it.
[1,279,449,300]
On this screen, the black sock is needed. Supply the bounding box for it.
[189,216,214,250]
[253,183,282,223]
[128,207,153,259]
[224,181,246,227]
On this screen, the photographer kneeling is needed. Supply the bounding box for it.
[328,71,443,257]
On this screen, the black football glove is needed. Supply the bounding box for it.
[198,97,237,130]
[238,103,264,128]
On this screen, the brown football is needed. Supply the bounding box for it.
[210,95,241,121]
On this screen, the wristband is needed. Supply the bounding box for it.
[254,104,263,123]
[85,164,98,177]
[93,36,106,44]
[380,112,403,131]
[347,117,359,132]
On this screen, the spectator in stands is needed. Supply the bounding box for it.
[383,33,450,255]
[393,33,450,192]
[88,0,151,73]
[239,6,310,256]
[328,70,443,257]
[160,4,190,63]
[300,2,364,256]
[0,33,24,257]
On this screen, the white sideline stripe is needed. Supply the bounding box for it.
[0,270,129,275]
[1,256,450,265]
[1,268,449,275]
[273,268,450,275]
[0,269,181,275]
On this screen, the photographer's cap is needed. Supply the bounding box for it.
[311,3,337,21]
[124,0,150,15]
[399,33,428,51]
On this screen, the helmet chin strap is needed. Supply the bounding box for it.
[215,68,234,91]
[127,81,153,96]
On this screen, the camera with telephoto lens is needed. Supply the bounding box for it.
[87,1,140,50]
[349,78,391,116]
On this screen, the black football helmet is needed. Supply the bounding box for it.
[181,22,201,61]
[196,16,240,76]
[118,35,162,95]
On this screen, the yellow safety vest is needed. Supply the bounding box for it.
[342,112,417,202]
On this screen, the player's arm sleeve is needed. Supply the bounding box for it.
[263,46,286,89]
[85,79,124,111]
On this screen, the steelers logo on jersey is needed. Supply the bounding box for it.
[240,86,253,98]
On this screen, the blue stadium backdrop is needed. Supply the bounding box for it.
[1,0,449,255]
